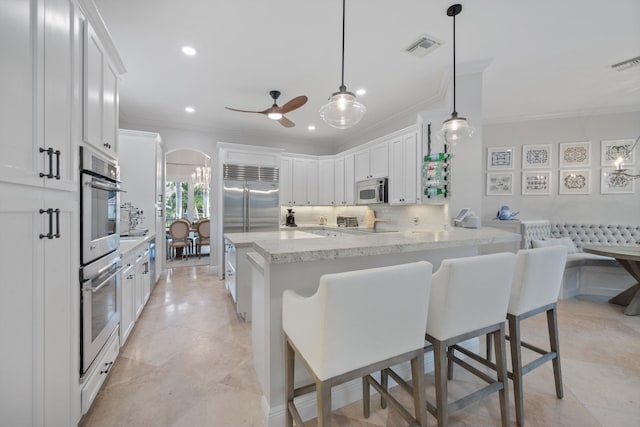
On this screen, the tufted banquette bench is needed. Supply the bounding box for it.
[521,221,640,299]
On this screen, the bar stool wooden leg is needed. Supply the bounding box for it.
[317,379,332,427]
[486,332,493,362]
[285,339,295,427]
[547,306,564,399]
[507,314,524,426]
[434,340,449,427]
[362,377,370,417]
[446,346,454,380]
[411,354,428,427]
[493,326,510,427]
[380,370,388,409]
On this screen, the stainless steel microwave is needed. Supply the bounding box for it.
[356,178,388,205]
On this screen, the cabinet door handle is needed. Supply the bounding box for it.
[39,208,53,239]
[54,209,61,238]
[39,148,54,179]
[54,150,61,179]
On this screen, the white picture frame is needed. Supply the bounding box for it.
[486,172,514,195]
[522,171,552,195]
[559,170,590,195]
[601,139,636,166]
[522,144,551,169]
[559,141,591,168]
[487,147,515,170]
[601,168,636,194]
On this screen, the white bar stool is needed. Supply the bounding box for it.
[283,261,433,427]
[426,253,517,427]
[469,246,568,426]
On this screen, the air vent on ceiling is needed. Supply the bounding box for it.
[611,55,640,72]
[405,34,442,58]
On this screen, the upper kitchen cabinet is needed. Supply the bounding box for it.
[118,130,165,279]
[82,11,125,159]
[389,131,419,205]
[334,153,355,205]
[291,157,318,205]
[279,157,292,205]
[317,158,335,205]
[0,0,79,192]
[354,141,388,181]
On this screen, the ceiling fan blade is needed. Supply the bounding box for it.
[279,96,308,114]
[278,116,295,128]
[225,106,269,115]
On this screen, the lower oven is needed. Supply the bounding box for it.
[80,250,124,375]
[80,145,121,266]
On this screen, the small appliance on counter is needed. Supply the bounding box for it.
[453,208,481,229]
[120,202,148,236]
[337,215,358,227]
[285,208,297,227]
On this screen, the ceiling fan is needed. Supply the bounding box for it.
[225,90,308,128]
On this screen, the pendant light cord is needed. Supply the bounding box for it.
[340,0,346,91]
[452,11,457,114]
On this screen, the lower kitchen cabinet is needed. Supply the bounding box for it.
[119,262,135,345]
[0,187,77,427]
[81,329,119,414]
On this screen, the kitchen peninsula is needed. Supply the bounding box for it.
[245,227,521,427]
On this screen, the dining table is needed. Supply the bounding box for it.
[582,245,640,315]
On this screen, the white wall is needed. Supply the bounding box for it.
[482,111,640,223]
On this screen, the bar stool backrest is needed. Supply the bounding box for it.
[283,261,433,381]
[427,253,517,341]
[508,246,568,316]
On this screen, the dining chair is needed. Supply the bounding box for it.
[283,261,433,427]
[196,219,210,258]
[168,220,190,259]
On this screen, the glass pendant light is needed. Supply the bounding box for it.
[441,4,474,144]
[320,0,366,129]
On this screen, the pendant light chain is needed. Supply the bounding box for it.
[340,0,346,91]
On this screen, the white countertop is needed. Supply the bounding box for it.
[252,227,521,264]
[224,230,322,248]
[119,234,154,255]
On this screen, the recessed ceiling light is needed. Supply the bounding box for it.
[356,89,366,96]
[185,106,195,113]
[308,125,316,131]
[181,46,197,56]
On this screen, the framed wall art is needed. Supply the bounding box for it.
[601,139,635,166]
[601,168,636,194]
[559,141,590,168]
[522,171,551,195]
[559,170,590,195]
[486,172,514,195]
[522,144,551,169]
[487,147,515,170]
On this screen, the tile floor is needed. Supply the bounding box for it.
[80,266,640,427]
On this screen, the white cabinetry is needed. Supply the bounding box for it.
[118,130,164,281]
[134,246,151,319]
[318,158,335,205]
[119,260,135,345]
[83,21,119,158]
[279,157,292,205]
[355,141,388,181]
[291,157,319,205]
[334,154,355,205]
[389,132,419,204]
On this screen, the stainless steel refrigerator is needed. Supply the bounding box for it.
[222,164,280,235]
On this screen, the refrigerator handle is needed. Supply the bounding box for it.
[243,184,248,232]
[246,184,251,231]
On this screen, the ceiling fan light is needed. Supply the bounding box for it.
[267,112,283,120]
[320,91,366,129]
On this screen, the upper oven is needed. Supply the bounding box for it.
[80,146,122,266]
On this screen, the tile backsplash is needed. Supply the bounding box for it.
[280,204,448,232]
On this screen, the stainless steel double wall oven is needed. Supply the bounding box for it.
[79,146,124,375]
